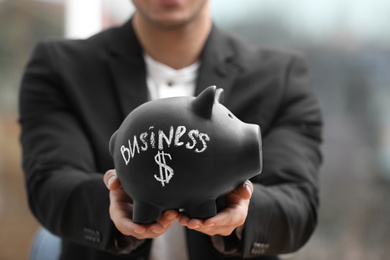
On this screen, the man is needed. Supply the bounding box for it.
[19,0,323,259]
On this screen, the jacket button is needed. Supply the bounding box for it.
[83,228,101,243]
[251,242,270,255]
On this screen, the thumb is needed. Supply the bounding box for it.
[103,169,121,190]
[238,180,253,200]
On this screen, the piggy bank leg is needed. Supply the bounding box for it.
[185,200,217,220]
[132,200,161,224]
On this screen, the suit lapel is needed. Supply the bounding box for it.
[106,19,148,119]
[108,57,148,119]
[196,25,241,103]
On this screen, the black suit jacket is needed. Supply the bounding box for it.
[19,19,322,260]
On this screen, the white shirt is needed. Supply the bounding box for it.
[144,53,200,100]
[144,53,200,260]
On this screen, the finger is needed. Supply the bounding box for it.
[153,210,178,230]
[122,218,147,235]
[204,212,242,236]
[110,209,146,235]
[108,188,143,236]
[149,222,166,234]
[160,210,179,225]
[204,201,247,228]
[142,211,177,235]
[187,218,203,229]
[244,180,254,197]
[204,209,233,227]
[234,180,253,200]
[203,216,218,227]
[178,214,190,226]
[104,169,121,190]
[110,203,146,235]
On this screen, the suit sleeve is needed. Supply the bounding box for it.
[242,55,323,257]
[18,41,147,255]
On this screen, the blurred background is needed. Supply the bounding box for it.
[1,0,389,259]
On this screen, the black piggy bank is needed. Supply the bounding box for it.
[109,86,262,224]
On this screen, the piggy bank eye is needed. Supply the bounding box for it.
[228,113,234,119]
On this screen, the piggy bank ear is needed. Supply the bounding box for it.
[215,88,224,104]
[193,85,217,118]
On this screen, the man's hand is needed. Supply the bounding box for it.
[103,169,179,240]
[178,180,253,237]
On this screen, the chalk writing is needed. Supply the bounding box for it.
[120,125,210,165]
[154,151,174,187]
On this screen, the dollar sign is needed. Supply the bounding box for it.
[154,151,174,187]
